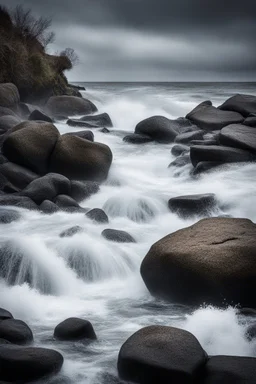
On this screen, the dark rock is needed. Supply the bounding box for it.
[0,309,13,321]
[70,84,86,91]
[54,195,79,210]
[49,135,112,181]
[0,209,21,224]
[0,107,18,118]
[102,229,135,243]
[244,114,256,127]
[201,356,256,384]
[168,117,198,134]
[40,200,60,214]
[168,194,216,218]
[80,113,113,127]
[86,208,109,223]
[246,323,256,341]
[168,155,190,167]
[46,96,97,116]
[0,345,63,382]
[0,162,38,191]
[237,307,256,316]
[135,116,177,143]
[59,226,83,238]
[141,217,256,306]
[204,131,221,142]
[190,140,217,146]
[0,319,33,345]
[118,325,207,384]
[54,318,96,341]
[123,133,153,144]
[22,173,71,204]
[66,119,97,128]
[100,127,110,133]
[64,130,94,142]
[0,338,11,345]
[171,144,189,157]
[70,180,100,203]
[175,130,204,144]
[190,145,254,167]
[29,109,53,123]
[186,101,244,130]
[220,124,256,153]
[219,94,256,117]
[0,116,20,132]
[2,121,60,174]
[0,195,38,210]
[0,84,20,108]
[193,161,225,175]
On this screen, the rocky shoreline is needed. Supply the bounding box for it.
[0,82,256,383]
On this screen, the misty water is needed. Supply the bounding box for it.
[1,82,256,383]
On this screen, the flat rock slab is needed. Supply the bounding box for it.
[202,356,256,383]
[220,124,256,153]
[190,145,254,167]
[141,217,256,306]
[168,194,216,218]
[219,94,256,117]
[186,101,243,131]
[118,325,207,384]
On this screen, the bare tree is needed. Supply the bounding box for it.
[11,5,55,48]
[60,48,79,68]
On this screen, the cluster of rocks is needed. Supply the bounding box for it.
[0,308,97,382]
[118,325,256,384]
[0,83,113,213]
[123,94,256,175]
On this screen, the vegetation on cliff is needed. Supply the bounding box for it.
[0,5,79,104]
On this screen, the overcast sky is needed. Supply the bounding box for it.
[3,0,256,81]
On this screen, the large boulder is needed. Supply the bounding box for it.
[102,229,135,243]
[0,195,38,210]
[168,194,216,218]
[0,106,18,118]
[135,116,177,143]
[244,114,256,127]
[46,96,97,116]
[0,308,13,321]
[80,113,113,127]
[64,130,94,142]
[29,109,53,123]
[118,325,207,384]
[220,124,256,154]
[49,135,112,181]
[86,208,109,223]
[0,162,38,191]
[175,130,204,144]
[186,101,244,130]
[202,356,256,384]
[0,345,63,382]
[22,173,71,204]
[40,200,60,214]
[141,218,256,306]
[0,115,21,132]
[0,84,20,108]
[190,145,254,167]
[2,121,60,174]
[54,318,96,341]
[219,94,256,117]
[70,180,100,203]
[0,319,33,345]
[0,208,21,224]
[123,133,153,144]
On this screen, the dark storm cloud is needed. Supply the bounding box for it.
[2,0,256,80]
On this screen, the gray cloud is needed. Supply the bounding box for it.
[2,0,256,81]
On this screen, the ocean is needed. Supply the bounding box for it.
[0,82,256,383]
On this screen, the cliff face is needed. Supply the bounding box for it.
[0,6,79,105]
